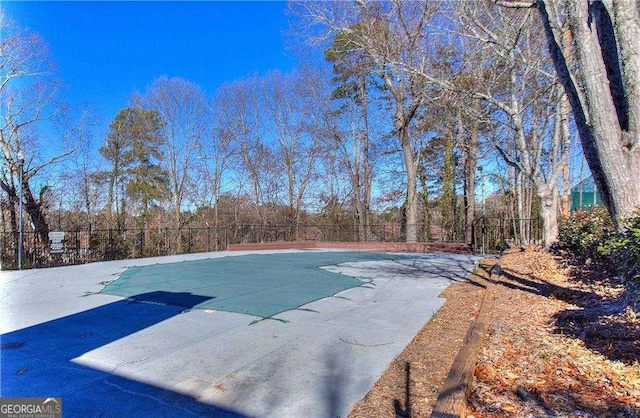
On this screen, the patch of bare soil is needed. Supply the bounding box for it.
[348,259,494,417]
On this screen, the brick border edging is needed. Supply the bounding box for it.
[226,241,473,255]
[430,263,502,418]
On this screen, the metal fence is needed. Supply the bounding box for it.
[0,219,542,270]
[471,217,544,255]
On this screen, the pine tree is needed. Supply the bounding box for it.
[96,107,169,228]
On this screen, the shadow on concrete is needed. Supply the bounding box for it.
[333,254,477,283]
[1,291,249,417]
[202,345,353,417]
[322,350,349,418]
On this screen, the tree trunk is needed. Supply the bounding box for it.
[418,168,432,241]
[561,140,570,219]
[214,197,220,251]
[354,183,366,241]
[516,173,528,244]
[537,185,559,247]
[22,182,49,245]
[392,91,421,243]
[287,162,295,232]
[360,75,372,241]
[442,130,457,241]
[10,203,18,261]
[174,203,182,253]
[106,171,116,227]
[83,172,93,231]
[400,127,418,243]
[461,102,479,244]
[539,0,640,226]
[561,29,572,220]
[5,188,18,256]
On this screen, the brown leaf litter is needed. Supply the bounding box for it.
[349,247,639,417]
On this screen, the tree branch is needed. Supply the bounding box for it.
[494,0,537,8]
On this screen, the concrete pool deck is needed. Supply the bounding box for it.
[1,249,479,417]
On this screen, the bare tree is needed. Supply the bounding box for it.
[215,76,279,225]
[136,76,207,250]
[458,98,487,244]
[0,11,81,247]
[62,123,100,231]
[321,93,375,241]
[446,41,497,245]
[195,114,234,212]
[449,2,569,245]
[499,0,640,226]
[324,25,378,241]
[261,68,322,236]
[293,1,575,245]
[195,93,237,249]
[292,0,441,242]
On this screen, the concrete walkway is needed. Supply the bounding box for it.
[0,250,478,417]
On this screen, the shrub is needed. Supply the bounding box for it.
[560,208,640,314]
[558,207,616,260]
[598,210,640,289]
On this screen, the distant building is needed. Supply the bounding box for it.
[570,176,604,212]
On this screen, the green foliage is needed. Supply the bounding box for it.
[598,210,640,282]
[558,207,615,260]
[559,208,640,312]
[324,23,378,103]
[97,107,170,224]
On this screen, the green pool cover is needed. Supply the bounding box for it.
[100,251,405,321]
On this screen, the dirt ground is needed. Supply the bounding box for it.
[349,247,640,417]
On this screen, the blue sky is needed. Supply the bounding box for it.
[4,1,296,134]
